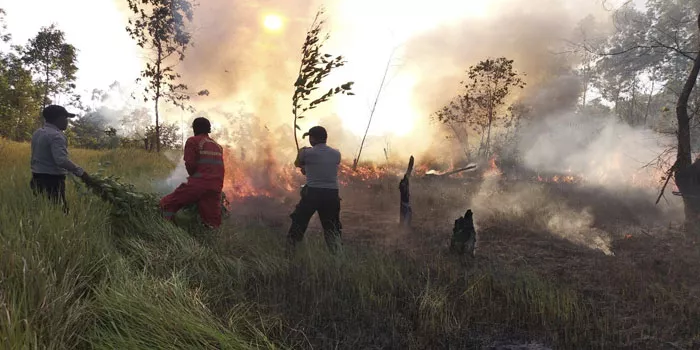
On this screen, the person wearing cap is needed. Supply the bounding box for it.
[159,117,225,229]
[288,126,343,253]
[30,105,92,213]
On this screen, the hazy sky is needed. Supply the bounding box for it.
[1,0,141,105]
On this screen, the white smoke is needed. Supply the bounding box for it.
[518,111,673,190]
[153,153,189,195]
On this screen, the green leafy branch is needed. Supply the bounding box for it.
[292,7,354,150]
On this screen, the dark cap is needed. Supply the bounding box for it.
[42,105,77,121]
[302,126,327,141]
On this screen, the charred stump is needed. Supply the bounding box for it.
[399,156,414,228]
[450,209,477,258]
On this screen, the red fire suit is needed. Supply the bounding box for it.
[160,134,225,228]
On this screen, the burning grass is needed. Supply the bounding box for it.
[1,138,698,349]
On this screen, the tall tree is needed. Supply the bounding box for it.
[0,10,42,140]
[462,57,526,159]
[292,7,354,151]
[21,24,78,113]
[0,53,42,140]
[673,13,700,232]
[125,0,207,152]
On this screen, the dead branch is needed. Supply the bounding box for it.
[656,162,677,205]
[436,164,478,178]
[353,50,395,170]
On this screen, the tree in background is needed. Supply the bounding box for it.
[292,7,354,151]
[120,107,151,138]
[0,54,44,140]
[463,58,525,159]
[434,57,525,161]
[0,9,43,141]
[21,24,78,113]
[145,123,180,151]
[67,111,120,149]
[125,0,208,153]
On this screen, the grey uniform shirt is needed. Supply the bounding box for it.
[30,123,84,177]
[297,143,341,189]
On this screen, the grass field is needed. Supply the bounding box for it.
[1,138,699,349]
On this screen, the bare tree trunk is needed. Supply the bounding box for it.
[478,127,485,157]
[155,95,160,153]
[581,57,590,108]
[39,61,50,126]
[447,122,470,161]
[485,109,493,159]
[630,74,637,125]
[155,46,162,153]
[485,84,494,159]
[43,66,49,109]
[674,13,700,233]
[644,77,655,126]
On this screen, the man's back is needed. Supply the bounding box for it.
[300,143,341,189]
[184,134,225,190]
[31,124,66,175]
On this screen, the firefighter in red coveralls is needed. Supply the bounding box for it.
[160,117,225,228]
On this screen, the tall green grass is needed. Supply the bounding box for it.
[5,138,692,349]
[0,139,275,349]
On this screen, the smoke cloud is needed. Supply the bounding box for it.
[128,0,618,163]
[518,111,674,190]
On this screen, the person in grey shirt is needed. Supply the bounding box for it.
[30,105,92,213]
[287,126,342,253]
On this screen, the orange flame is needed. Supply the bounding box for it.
[222,148,401,200]
[222,147,301,202]
[483,156,503,177]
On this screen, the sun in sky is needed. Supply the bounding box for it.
[263,14,283,32]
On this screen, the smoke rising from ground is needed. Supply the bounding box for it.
[470,175,615,255]
[518,111,673,189]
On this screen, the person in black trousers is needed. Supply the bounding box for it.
[288,126,343,253]
[30,105,92,213]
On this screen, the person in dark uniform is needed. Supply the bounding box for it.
[30,105,92,213]
[288,126,343,253]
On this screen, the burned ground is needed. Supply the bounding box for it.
[226,171,698,349]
